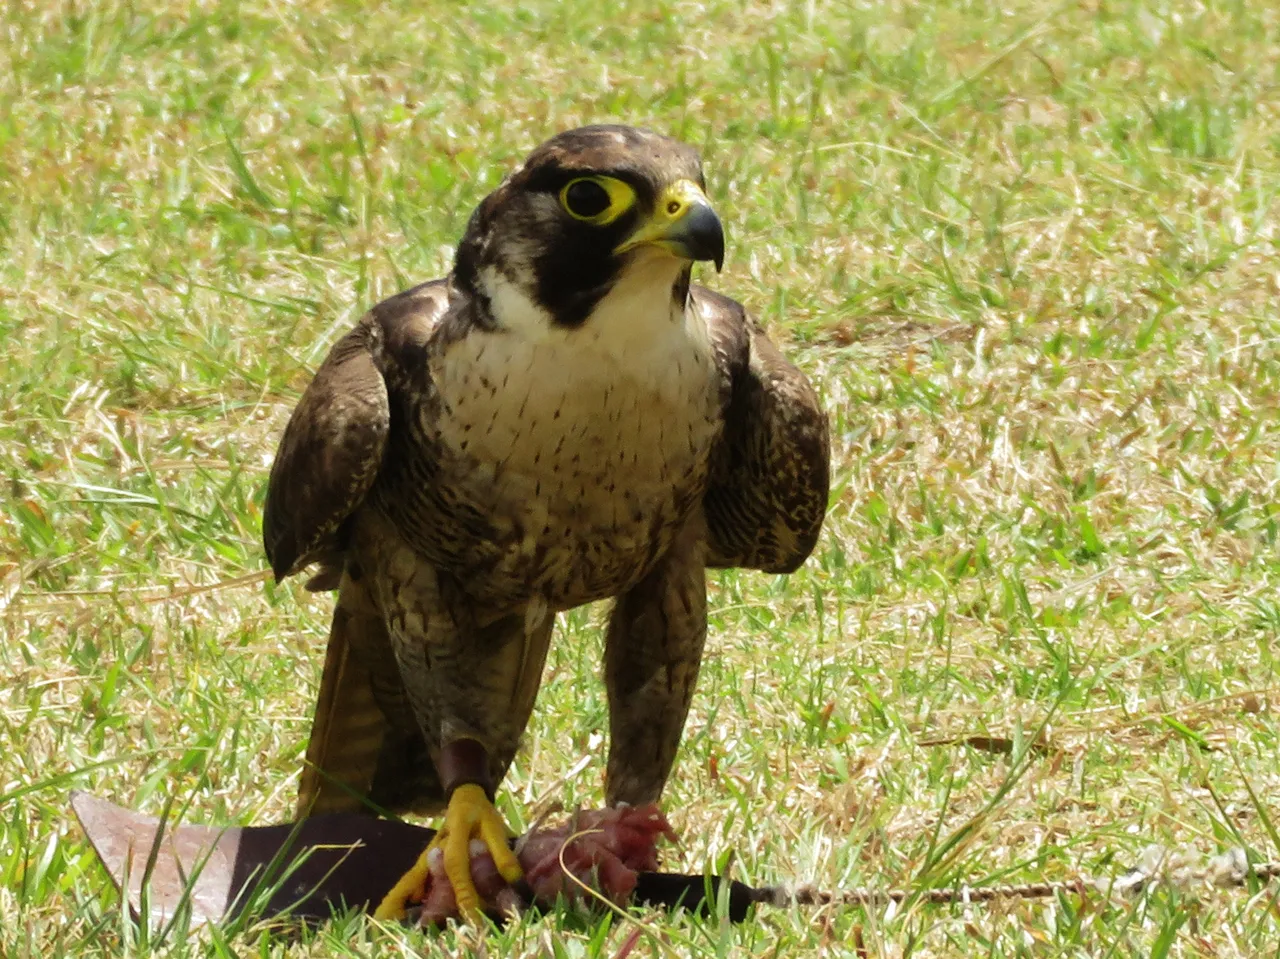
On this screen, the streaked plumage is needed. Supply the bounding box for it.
[263,124,829,911]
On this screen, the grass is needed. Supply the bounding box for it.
[3,0,1280,954]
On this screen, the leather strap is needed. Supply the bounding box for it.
[71,790,758,926]
[438,738,494,800]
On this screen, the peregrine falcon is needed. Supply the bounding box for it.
[263,125,830,918]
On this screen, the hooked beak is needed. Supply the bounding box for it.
[614,179,725,272]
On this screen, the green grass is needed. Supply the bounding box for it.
[4,0,1280,954]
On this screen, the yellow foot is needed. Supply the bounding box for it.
[373,784,523,922]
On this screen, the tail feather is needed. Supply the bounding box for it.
[297,577,445,818]
[296,603,388,817]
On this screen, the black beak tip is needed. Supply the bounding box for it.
[682,203,726,273]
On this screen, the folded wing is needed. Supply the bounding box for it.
[699,287,830,574]
[263,318,391,583]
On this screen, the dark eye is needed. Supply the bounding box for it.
[558,176,636,224]
[563,179,611,219]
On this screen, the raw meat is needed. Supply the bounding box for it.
[414,804,677,925]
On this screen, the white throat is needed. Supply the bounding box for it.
[477,250,710,369]
[434,251,722,524]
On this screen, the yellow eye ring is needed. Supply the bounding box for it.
[559,176,636,225]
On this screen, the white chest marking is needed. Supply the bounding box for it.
[432,258,720,515]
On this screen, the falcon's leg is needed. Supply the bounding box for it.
[357,514,554,919]
[603,514,709,806]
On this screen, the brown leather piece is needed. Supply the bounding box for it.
[71,790,432,925]
[71,791,758,928]
[437,738,493,798]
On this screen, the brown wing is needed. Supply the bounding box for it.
[262,319,390,582]
[263,280,450,582]
[265,281,457,819]
[698,287,830,574]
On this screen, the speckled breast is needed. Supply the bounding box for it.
[373,328,722,611]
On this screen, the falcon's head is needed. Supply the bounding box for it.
[453,125,725,332]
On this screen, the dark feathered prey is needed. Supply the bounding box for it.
[263,124,830,918]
